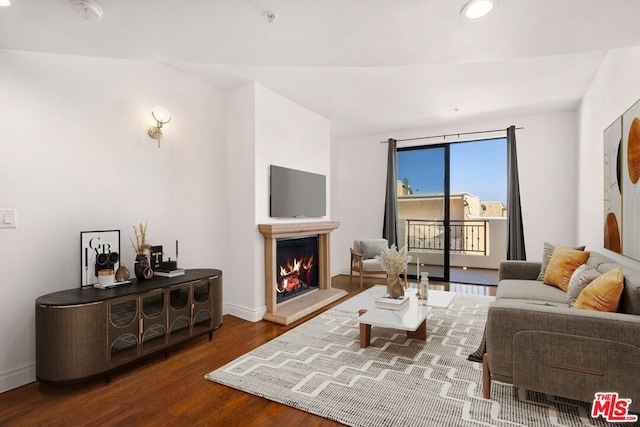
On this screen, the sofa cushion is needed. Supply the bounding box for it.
[537,242,586,281]
[567,264,601,308]
[358,239,388,260]
[586,252,614,270]
[574,267,624,312]
[543,246,590,291]
[496,279,568,304]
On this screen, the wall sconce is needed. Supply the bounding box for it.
[148,105,171,147]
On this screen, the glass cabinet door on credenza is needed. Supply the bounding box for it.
[108,297,139,365]
[192,279,214,336]
[168,283,192,343]
[108,290,168,364]
[140,289,167,355]
[168,278,216,342]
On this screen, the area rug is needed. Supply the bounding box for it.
[206,293,616,426]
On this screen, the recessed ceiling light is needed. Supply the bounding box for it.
[461,0,498,21]
[0,0,14,7]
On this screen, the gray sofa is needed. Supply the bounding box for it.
[482,251,640,412]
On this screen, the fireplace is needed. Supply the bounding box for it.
[258,222,347,325]
[276,236,319,303]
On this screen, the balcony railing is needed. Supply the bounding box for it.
[405,219,488,255]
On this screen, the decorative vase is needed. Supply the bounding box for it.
[134,253,153,280]
[115,265,130,282]
[386,274,405,299]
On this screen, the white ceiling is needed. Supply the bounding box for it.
[2,0,640,138]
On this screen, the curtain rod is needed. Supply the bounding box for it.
[380,126,524,143]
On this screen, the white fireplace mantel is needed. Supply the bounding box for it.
[258,221,347,325]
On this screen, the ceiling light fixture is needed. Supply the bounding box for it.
[69,0,103,21]
[461,0,498,21]
[0,0,14,7]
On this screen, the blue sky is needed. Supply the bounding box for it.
[397,138,507,204]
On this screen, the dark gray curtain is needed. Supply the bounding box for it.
[383,138,398,247]
[506,125,527,260]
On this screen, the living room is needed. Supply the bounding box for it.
[2,1,640,424]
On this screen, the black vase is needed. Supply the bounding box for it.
[134,253,153,280]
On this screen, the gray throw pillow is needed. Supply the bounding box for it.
[537,242,586,281]
[567,264,601,307]
[360,239,388,260]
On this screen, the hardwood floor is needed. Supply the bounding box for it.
[0,276,495,426]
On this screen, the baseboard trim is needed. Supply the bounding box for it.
[223,303,266,323]
[0,363,35,393]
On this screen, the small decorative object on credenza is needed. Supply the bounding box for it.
[154,239,185,278]
[149,245,163,270]
[115,264,130,282]
[131,222,153,280]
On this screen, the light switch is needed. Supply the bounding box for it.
[0,209,17,229]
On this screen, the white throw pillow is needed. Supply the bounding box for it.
[566,263,601,307]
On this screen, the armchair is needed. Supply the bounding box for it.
[350,239,407,291]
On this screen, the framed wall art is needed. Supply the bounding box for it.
[622,100,640,261]
[80,230,120,287]
[605,96,640,262]
[603,116,622,254]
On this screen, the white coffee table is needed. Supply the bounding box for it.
[357,285,436,348]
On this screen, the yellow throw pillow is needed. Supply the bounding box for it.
[573,267,624,312]
[543,246,590,291]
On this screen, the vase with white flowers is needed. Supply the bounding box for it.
[375,244,412,299]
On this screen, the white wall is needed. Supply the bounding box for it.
[332,110,579,274]
[577,46,640,270]
[224,83,260,320]
[224,82,331,322]
[0,50,228,392]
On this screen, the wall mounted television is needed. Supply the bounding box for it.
[270,165,326,218]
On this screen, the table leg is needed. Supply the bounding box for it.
[406,318,427,341]
[358,309,371,348]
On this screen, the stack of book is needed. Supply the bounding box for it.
[153,268,185,278]
[375,295,409,310]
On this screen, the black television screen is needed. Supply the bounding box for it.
[270,165,326,218]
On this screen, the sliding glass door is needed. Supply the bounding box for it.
[397,138,506,284]
[397,145,450,281]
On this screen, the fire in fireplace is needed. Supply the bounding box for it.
[276,236,319,303]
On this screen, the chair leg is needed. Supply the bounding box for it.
[350,268,353,284]
[482,353,491,399]
[359,272,363,292]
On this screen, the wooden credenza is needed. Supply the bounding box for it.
[35,268,222,384]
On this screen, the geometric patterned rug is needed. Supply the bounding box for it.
[206,293,623,427]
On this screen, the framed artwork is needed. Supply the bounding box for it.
[80,230,120,287]
[603,117,622,254]
[622,100,640,261]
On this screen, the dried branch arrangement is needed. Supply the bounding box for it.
[130,222,148,254]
